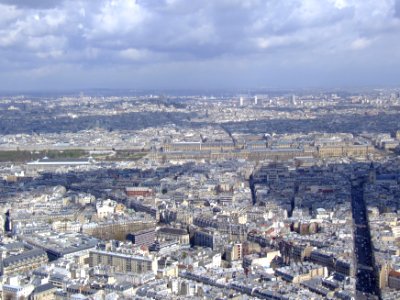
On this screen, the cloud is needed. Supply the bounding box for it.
[350,37,373,50]
[331,0,348,10]
[119,48,149,61]
[85,0,147,39]
[394,0,400,18]
[0,0,400,89]
[255,35,303,50]
[0,0,65,9]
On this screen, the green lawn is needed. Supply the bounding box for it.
[105,150,149,161]
[0,149,149,162]
[0,149,87,162]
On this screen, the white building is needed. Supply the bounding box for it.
[96,199,117,219]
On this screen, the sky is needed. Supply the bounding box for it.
[0,0,400,91]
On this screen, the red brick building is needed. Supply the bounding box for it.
[125,187,153,197]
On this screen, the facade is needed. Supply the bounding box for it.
[89,250,158,274]
[127,228,156,247]
[82,220,154,241]
[243,252,280,269]
[388,270,400,290]
[318,145,370,158]
[128,200,159,221]
[226,243,243,262]
[26,158,92,171]
[31,283,57,300]
[275,263,327,284]
[2,279,35,300]
[96,199,117,219]
[157,227,190,245]
[309,250,336,271]
[163,142,201,152]
[335,259,353,277]
[1,249,48,276]
[193,229,222,250]
[52,221,81,233]
[125,187,153,197]
[163,142,235,153]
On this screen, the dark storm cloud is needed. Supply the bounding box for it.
[0,0,400,90]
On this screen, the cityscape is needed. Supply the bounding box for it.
[0,90,399,300]
[1,1,400,300]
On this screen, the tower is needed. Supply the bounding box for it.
[291,94,296,105]
[368,162,376,184]
[254,96,258,105]
[240,97,244,106]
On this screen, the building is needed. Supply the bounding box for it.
[275,262,327,284]
[128,200,159,220]
[52,221,81,233]
[26,158,93,170]
[163,142,201,152]
[83,219,154,241]
[96,199,117,219]
[318,145,371,158]
[149,240,180,255]
[157,227,190,245]
[309,250,336,271]
[89,250,158,274]
[291,94,296,105]
[19,232,98,261]
[279,241,313,264]
[125,187,153,197]
[335,259,353,277]
[31,283,57,300]
[388,270,400,290]
[1,248,48,276]
[127,228,156,247]
[193,229,222,250]
[243,250,280,268]
[225,243,243,262]
[2,277,35,300]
